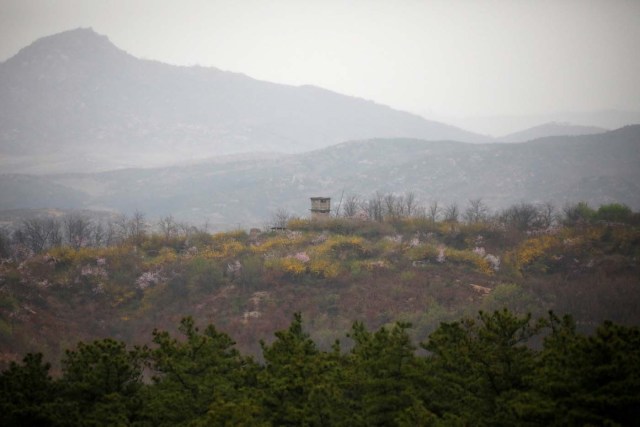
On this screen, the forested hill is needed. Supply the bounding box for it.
[1,125,638,227]
[2,311,639,426]
[2,205,639,364]
[1,208,640,425]
[0,28,484,174]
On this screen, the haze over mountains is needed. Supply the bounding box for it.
[497,122,607,143]
[1,29,639,228]
[2,125,639,228]
[452,110,640,137]
[0,28,486,174]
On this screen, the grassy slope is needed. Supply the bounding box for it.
[1,217,639,368]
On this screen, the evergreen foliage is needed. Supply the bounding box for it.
[2,311,639,426]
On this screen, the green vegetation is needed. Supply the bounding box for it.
[0,202,639,367]
[1,310,639,426]
[0,201,638,424]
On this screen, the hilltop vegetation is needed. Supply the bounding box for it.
[1,200,639,369]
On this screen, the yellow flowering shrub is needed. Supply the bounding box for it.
[264,257,307,276]
[373,238,402,257]
[510,235,558,268]
[145,247,178,267]
[251,234,305,255]
[608,227,640,255]
[407,244,439,261]
[47,246,105,267]
[201,240,245,260]
[98,245,142,276]
[445,248,494,276]
[308,258,341,279]
[313,235,368,259]
[212,230,248,244]
[101,245,138,260]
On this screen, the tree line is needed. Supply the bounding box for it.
[1,200,636,259]
[273,192,637,231]
[334,193,637,227]
[1,309,638,426]
[0,212,206,259]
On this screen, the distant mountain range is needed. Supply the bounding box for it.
[1,126,638,228]
[497,122,607,143]
[453,110,640,137]
[0,28,487,174]
[2,29,638,227]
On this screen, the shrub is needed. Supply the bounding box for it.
[595,203,633,223]
[186,258,224,292]
[238,255,264,289]
[264,257,306,278]
[445,248,494,275]
[313,235,369,260]
[251,234,304,256]
[507,234,558,271]
[47,246,104,269]
[308,258,341,279]
[481,283,538,314]
[187,231,215,248]
[201,240,245,260]
[212,230,248,244]
[563,202,595,225]
[407,244,439,262]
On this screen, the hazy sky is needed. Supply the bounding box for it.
[1,0,639,120]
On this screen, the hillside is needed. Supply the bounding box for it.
[0,28,486,174]
[1,126,638,227]
[1,209,639,368]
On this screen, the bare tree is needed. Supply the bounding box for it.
[414,205,427,219]
[499,203,540,231]
[384,194,403,219]
[112,215,130,243]
[49,221,63,248]
[404,192,418,217]
[342,194,360,218]
[428,201,440,224]
[333,190,345,217]
[129,211,147,244]
[365,192,385,222]
[93,221,106,247]
[562,202,595,226]
[464,198,490,224]
[443,203,460,223]
[537,202,557,228]
[178,221,197,237]
[158,215,178,240]
[270,208,291,229]
[104,219,121,246]
[15,217,61,253]
[64,214,94,249]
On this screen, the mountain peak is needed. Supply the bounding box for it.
[0,29,488,173]
[4,27,129,66]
